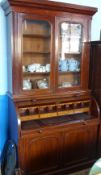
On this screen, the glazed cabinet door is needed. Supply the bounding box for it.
[63,123,98,167]
[18,132,62,175]
[55,16,90,92]
[13,13,55,97]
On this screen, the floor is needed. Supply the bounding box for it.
[68,169,90,175]
[0,166,90,175]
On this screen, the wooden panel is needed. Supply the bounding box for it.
[63,124,98,166]
[23,21,50,36]
[18,121,98,175]
[23,37,50,53]
[89,42,101,106]
[89,41,101,157]
[18,133,62,175]
[22,54,50,65]
[2,0,97,16]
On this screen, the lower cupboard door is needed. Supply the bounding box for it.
[18,133,62,175]
[63,125,98,166]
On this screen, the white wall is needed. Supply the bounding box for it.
[0,0,101,93]
[0,4,7,94]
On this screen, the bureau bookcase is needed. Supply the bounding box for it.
[2,0,100,174]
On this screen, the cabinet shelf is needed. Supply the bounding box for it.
[23,51,50,54]
[59,71,80,74]
[23,72,50,76]
[59,34,81,38]
[59,52,81,55]
[23,33,51,39]
[65,52,81,55]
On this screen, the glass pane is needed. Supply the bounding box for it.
[58,22,82,88]
[22,19,51,90]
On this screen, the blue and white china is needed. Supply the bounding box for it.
[25,63,51,73]
[27,64,37,72]
[37,79,48,89]
[68,58,80,71]
[23,79,32,90]
[59,59,69,72]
